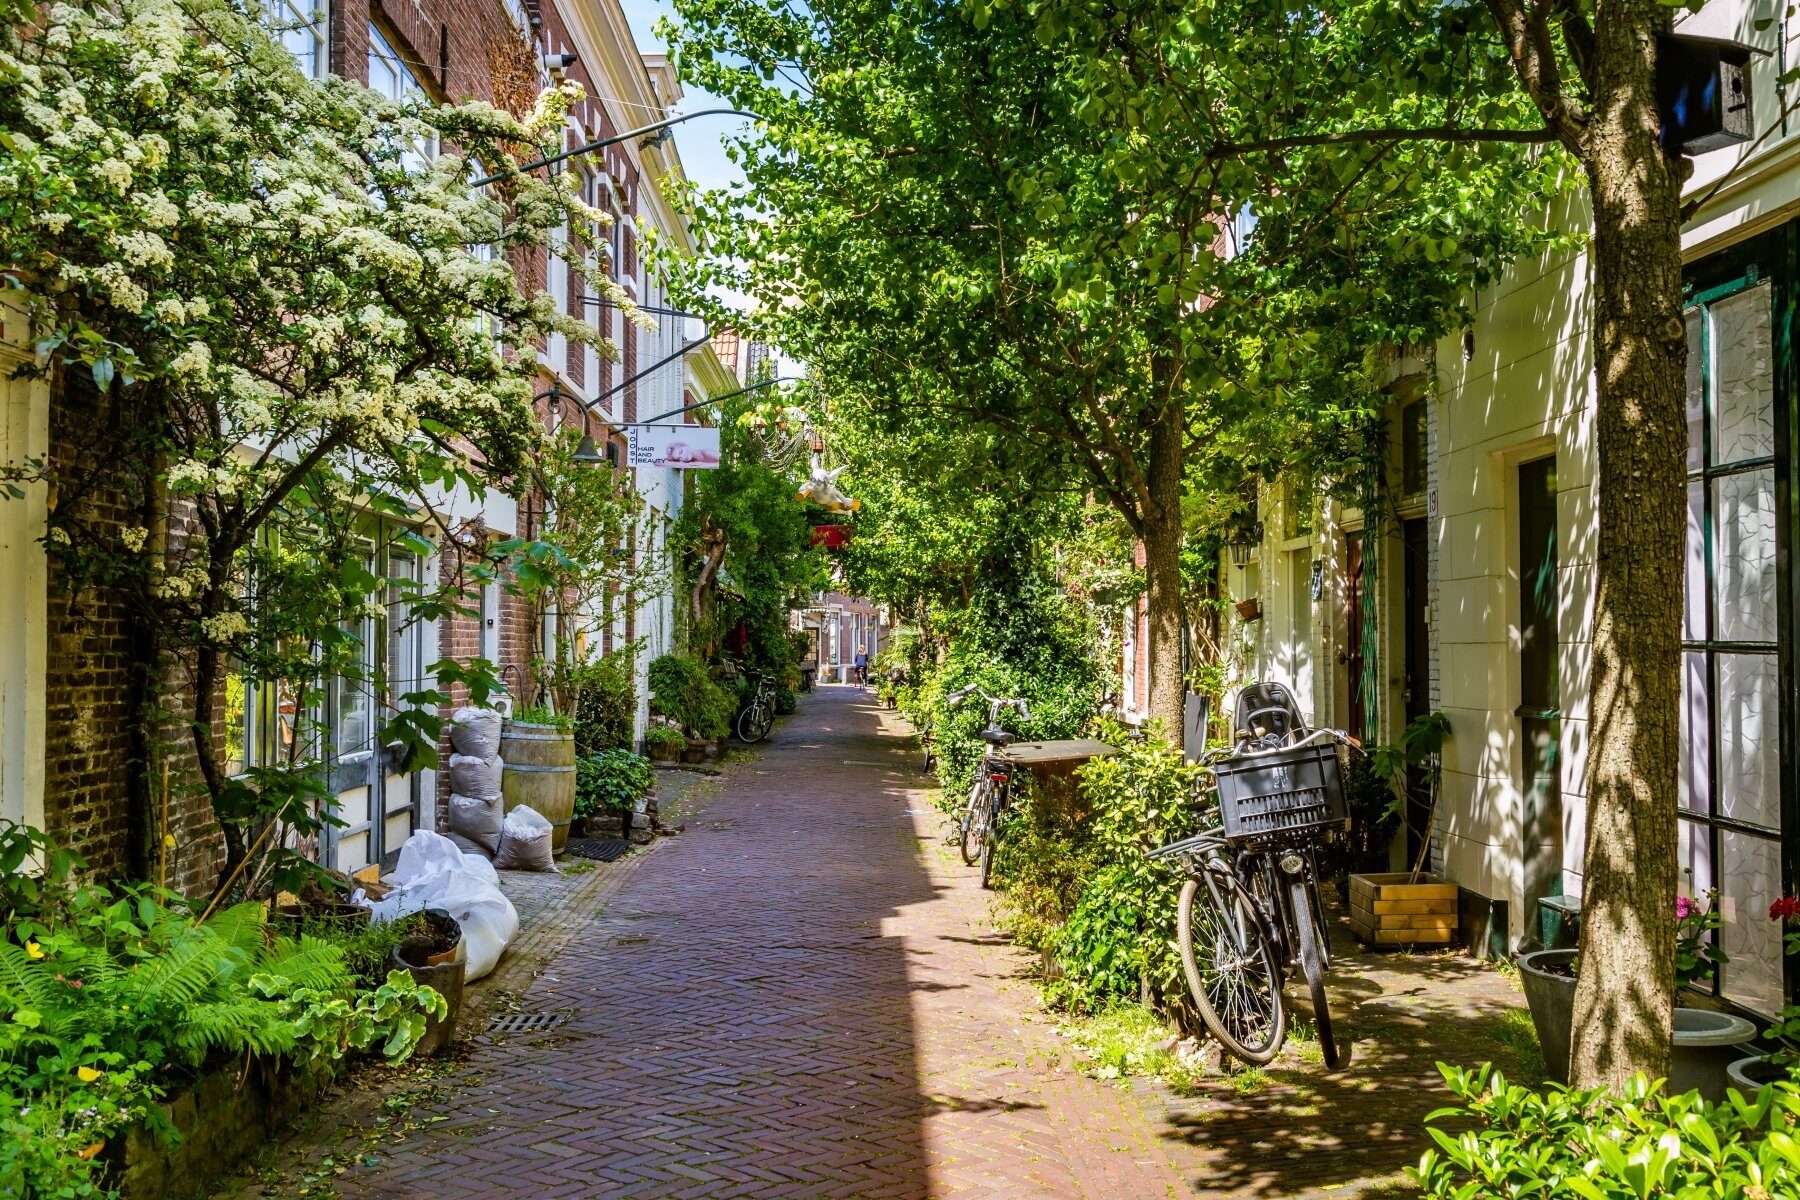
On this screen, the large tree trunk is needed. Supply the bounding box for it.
[1568,8,1686,1090]
[1141,377,1186,735]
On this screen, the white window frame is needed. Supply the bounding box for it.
[267,0,328,81]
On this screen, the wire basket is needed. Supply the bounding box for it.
[1214,740,1348,843]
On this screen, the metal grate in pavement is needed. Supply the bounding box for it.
[564,838,631,862]
[487,1010,570,1035]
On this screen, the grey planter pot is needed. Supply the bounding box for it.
[1727,1054,1786,1098]
[1670,1009,1758,1102]
[1520,949,1755,1097]
[1518,949,1576,1083]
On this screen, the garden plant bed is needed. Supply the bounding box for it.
[1349,872,1459,946]
[106,1062,332,1200]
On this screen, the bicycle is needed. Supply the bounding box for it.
[735,673,777,743]
[1148,681,1351,1070]
[948,689,1031,890]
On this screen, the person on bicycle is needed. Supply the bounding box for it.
[854,644,870,685]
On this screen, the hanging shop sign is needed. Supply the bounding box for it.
[628,424,721,469]
[810,525,854,549]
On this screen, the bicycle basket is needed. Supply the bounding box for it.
[1214,740,1348,843]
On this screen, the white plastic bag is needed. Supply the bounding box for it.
[362,829,518,981]
[493,805,556,872]
[449,706,503,759]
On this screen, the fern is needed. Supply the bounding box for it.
[0,942,59,1010]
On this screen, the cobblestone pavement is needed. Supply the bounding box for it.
[231,686,1530,1199]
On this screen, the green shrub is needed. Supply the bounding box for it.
[648,654,734,738]
[1413,1063,1800,1199]
[286,909,431,989]
[773,684,798,715]
[571,650,637,755]
[1042,728,1211,1012]
[643,725,686,752]
[576,749,655,820]
[0,876,448,1198]
[509,704,572,729]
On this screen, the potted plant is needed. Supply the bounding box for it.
[1729,897,1800,1095]
[575,749,653,840]
[1520,888,1754,1098]
[389,908,464,1057]
[643,725,685,763]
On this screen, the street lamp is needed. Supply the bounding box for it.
[472,109,761,188]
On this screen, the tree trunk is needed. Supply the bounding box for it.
[1568,8,1686,1090]
[1141,378,1186,735]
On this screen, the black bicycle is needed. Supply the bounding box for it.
[1149,682,1350,1069]
[948,689,1030,889]
[735,674,776,743]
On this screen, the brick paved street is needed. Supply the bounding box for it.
[230,686,1531,1199]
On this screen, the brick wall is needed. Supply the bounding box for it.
[42,376,144,880]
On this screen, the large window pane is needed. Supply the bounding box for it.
[1681,652,1711,814]
[1685,480,1706,640]
[1710,282,1775,463]
[1714,468,1777,642]
[1686,306,1704,471]
[1717,653,1780,829]
[1720,829,1785,1015]
[1678,817,1713,897]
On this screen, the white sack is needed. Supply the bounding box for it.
[449,706,503,759]
[363,829,519,981]
[448,753,504,797]
[493,804,556,873]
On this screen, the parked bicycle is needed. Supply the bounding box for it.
[1148,682,1351,1069]
[946,688,1031,890]
[735,673,777,743]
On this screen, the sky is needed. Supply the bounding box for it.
[620,0,801,374]
[620,0,748,206]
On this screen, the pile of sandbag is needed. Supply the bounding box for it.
[446,706,505,858]
[363,830,519,981]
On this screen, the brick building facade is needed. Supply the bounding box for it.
[2,0,739,892]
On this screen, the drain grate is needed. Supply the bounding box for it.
[487,1010,570,1035]
[611,936,651,947]
[564,838,631,862]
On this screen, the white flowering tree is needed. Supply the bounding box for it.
[0,0,630,893]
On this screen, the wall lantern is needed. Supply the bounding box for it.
[1227,522,1262,570]
[1657,33,1768,157]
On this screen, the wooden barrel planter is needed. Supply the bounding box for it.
[500,720,576,854]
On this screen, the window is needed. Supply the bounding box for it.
[1400,400,1428,497]
[1681,276,1786,1015]
[367,26,437,163]
[266,0,326,80]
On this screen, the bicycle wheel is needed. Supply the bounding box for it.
[748,701,775,743]
[1177,872,1285,1064]
[1288,877,1342,1069]
[959,779,986,865]
[735,703,760,742]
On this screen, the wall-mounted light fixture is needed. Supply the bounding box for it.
[1227,523,1263,569]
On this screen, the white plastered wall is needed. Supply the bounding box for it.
[0,295,47,830]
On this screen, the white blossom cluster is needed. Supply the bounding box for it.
[0,0,621,651]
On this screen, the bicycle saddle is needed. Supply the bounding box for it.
[980,727,1017,748]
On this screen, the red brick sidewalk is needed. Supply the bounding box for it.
[229,686,1528,1199]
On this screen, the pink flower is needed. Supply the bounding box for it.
[1676,896,1698,920]
[1771,896,1800,921]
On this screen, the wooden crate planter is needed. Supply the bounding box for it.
[1348,872,1459,947]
